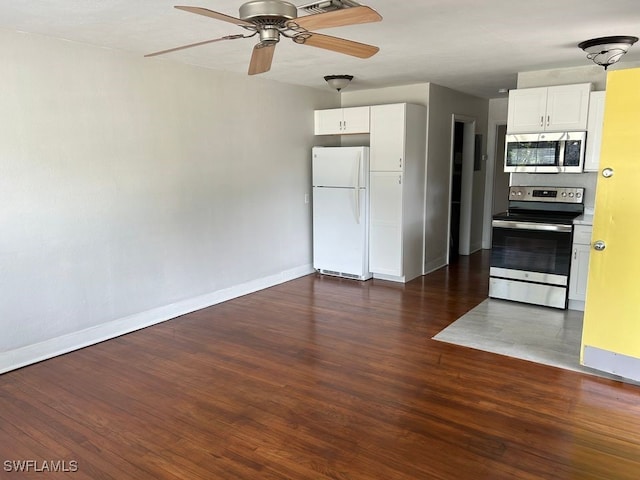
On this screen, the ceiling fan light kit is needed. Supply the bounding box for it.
[145,1,382,76]
[578,35,638,70]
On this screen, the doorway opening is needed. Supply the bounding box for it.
[448,116,476,263]
[449,122,464,262]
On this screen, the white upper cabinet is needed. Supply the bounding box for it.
[584,91,606,172]
[314,106,370,135]
[507,87,548,133]
[507,83,591,133]
[370,103,406,171]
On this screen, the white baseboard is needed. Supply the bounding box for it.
[424,257,447,275]
[568,299,585,311]
[0,264,314,375]
[469,244,483,254]
[372,273,406,283]
[583,345,640,383]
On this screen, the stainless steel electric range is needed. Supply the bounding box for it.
[489,186,585,309]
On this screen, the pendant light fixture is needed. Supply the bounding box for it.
[578,36,638,70]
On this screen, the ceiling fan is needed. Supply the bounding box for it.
[145,1,382,75]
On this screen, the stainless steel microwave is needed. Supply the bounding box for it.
[504,131,586,173]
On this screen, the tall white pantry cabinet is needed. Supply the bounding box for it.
[369,103,426,282]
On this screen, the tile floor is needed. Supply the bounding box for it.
[433,298,636,384]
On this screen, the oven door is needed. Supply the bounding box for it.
[490,220,573,308]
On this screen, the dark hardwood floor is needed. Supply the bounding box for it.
[2,250,640,479]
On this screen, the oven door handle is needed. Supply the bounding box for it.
[492,220,573,233]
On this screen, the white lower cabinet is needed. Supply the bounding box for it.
[568,224,592,311]
[369,172,403,276]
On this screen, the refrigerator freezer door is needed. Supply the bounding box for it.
[312,147,366,188]
[312,187,369,278]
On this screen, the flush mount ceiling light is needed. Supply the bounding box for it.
[324,74,354,91]
[578,36,638,70]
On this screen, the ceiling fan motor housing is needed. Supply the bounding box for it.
[239,1,298,24]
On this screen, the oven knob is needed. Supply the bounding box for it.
[517,191,522,196]
[576,192,582,198]
[561,192,567,197]
[569,193,574,197]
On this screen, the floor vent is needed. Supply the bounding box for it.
[318,269,365,281]
[298,0,361,15]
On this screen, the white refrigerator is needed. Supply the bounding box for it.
[312,146,372,280]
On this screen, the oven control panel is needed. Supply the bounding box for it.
[509,186,584,203]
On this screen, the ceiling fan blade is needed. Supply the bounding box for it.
[174,6,253,27]
[290,6,382,32]
[145,34,244,57]
[248,44,276,75]
[299,32,379,59]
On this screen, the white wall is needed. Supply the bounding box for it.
[424,84,488,272]
[517,65,607,90]
[0,29,338,373]
[517,62,640,91]
[341,84,430,108]
[482,97,509,248]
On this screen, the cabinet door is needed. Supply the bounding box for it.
[370,104,406,171]
[507,87,548,133]
[369,172,403,276]
[342,106,370,134]
[569,244,591,302]
[546,84,591,131]
[314,109,344,135]
[584,91,606,172]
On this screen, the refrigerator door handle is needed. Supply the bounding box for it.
[354,151,361,223]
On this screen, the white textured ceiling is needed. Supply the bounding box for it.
[1,1,640,98]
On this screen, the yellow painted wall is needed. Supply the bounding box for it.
[581,67,640,360]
